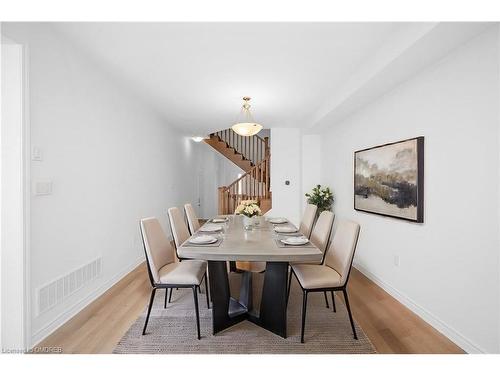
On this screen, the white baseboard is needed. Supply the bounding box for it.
[31,256,145,347]
[353,262,486,354]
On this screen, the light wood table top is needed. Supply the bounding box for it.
[178,215,323,263]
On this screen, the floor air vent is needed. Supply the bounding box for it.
[37,257,102,316]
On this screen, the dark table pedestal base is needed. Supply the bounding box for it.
[208,260,288,338]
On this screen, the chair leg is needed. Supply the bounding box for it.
[323,291,329,308]
[192,286,201,339]
[300,290,308,343]
[164,288,168,309]
[204,274,210,309]
[168,288,173,303]
[142,288,157,335]
[343,288,357,340]
[286,270,293,306]
[331,291,336,312]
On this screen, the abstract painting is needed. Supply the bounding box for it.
[354,137,424,222]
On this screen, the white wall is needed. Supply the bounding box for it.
[1,40,26,350]
[301,134,323,215]
[317,27,500,353]
[2,23,203,346]
[270,128,302,225]
[194,141,243,218]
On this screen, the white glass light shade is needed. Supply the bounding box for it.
[231,122,263,137]
[191,136,205,142]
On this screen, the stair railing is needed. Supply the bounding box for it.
[213,129,269,165]
[218,155,271,215]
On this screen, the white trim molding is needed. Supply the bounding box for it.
[354,262,487,354]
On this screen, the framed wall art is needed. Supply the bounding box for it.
[354,137,424,223]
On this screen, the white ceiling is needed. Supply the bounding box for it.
[51,22,489,135]
[52,22,401,134]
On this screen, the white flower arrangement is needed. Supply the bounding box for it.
[235,201,262,218]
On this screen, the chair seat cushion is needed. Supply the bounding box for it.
[158,260,206,285]
[291,264,342,289]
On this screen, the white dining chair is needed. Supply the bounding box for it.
[168,207,191,254]
[287,219,360,343]
[168,206,209,304]
[140,217,209,339]
[291,210,334,309]
[310,210,335,256]
[184,203,201,234]
[299,204,318,238]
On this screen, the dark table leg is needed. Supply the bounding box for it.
[239,270,253,311]
[208,260,288,339]
[249,261,288,338]
[208,260,247,335]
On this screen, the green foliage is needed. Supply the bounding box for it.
[305,184,334,212]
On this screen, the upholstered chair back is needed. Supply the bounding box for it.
[310,211,335,253]
[299,204,318,238]
[184,203,200,234]
[168,207,191,249]
[140,217,176,284]
[324,220,360,286]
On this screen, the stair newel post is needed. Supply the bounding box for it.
[218,186,225,215]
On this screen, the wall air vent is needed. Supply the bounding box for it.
[36,257,102,316]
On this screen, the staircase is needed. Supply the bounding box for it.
[204,129,272,215]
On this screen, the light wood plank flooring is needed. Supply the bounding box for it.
[36,263,464,354]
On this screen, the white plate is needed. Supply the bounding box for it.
[211,218,228,223]
[189,235,218,244]
[274,226,298,233]
[281,237,309,246]
[268,217,288,224]
[199,224,223,232]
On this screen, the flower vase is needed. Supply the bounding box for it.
[243,216,253,231]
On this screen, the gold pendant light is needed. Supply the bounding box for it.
[231,97,263,137]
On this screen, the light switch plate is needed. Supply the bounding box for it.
[32,147,43,161]
[34,181,52,195]
[393,255,400,267]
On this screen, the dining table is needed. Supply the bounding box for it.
[177,214,323,338]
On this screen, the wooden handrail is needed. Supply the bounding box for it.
[218,155,271,214]
[224,155,269,190]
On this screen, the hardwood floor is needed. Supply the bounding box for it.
[347,268,463,354]
[35,263,464,354]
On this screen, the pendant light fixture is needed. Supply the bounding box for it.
[231,97,263,137]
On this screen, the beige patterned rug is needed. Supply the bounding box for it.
[114,272,376,354]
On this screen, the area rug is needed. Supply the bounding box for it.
[114,272,376,354]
